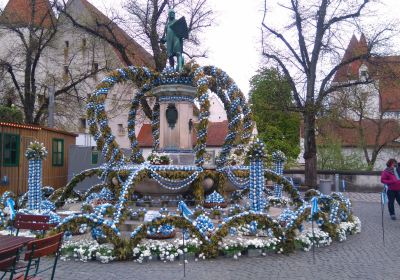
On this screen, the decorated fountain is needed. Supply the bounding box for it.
[0,9,361,263]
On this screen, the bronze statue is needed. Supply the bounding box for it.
[160,9,189,71]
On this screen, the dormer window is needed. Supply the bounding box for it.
[360,70,368,78]
[359,64,368,81]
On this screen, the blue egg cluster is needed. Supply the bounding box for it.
[147,224,175,236]
[41,199,56,211]
[205,191,225,204]
[99,187,114,201]
[27,159,42,210]
[249,158,266,212]
[273,152,286,199]
[194,214,214,237]
[91,227,106,241]
[249,220,258,234]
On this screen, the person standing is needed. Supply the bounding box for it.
[381,158,400,220]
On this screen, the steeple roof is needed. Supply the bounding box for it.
[333,34,368,82]
[1,0,56,28]
[65,0,154,68]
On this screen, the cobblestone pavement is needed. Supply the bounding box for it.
[346,192,381,202]
[39,196,400,280]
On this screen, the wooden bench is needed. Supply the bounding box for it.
[15,232,63,280]
[0,243,25,280]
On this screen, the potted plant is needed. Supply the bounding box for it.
[147,152,171,165]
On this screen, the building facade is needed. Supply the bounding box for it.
[0,0,153,134]
[308,34,400,170]
[0,122,76,194]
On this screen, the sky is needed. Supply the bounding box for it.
[0,0,399,95]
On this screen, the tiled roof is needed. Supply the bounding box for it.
[371,57,400,111]
[312,119,400,147]
[0,0,56,28]
[137,123,153,147]
[333,34,400,111]
[137,121,229,148]
[333,34,368,82]
[0,122,77,137]
[79,0,154,68]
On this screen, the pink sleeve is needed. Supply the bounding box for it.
[381,171,398,185]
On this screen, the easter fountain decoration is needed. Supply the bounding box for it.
[0,9,360,262]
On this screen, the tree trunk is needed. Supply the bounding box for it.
[303,112,318,188]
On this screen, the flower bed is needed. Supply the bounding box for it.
[60,240,115,263]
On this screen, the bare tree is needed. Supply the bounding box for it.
[58,0,213,119]
[261,0,395,187]
[327,80,400,170]
[125,0,214,71]
[0,0,102,125]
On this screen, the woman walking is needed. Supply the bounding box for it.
[381,159,400,220]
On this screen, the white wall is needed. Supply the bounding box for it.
[208,94,227,122]
[342,146,400,171]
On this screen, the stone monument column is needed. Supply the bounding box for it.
[153,84,196,151]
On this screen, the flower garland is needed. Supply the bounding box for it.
[200,66,254,167]
[272,150,286,199]
[50,189,358,260]
[149,170,199,190]
[113,167,143,224]
[56,213,121,236]
[87,66,155,165]
[41,199,56,211]
[151,100,160,151]
[51,168,102,208]
[127,90,146,163]
[223,167,249,189]
[192,67,210,166]
[87,62,255,170]
[264,168,304,206]
[153,65,193,86]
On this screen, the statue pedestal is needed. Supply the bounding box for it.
[153,84,196,155]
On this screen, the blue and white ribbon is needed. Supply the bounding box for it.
[311,197,319,217]
[381,191,387,205]
[5,198,15,220]
[178,201,193,220]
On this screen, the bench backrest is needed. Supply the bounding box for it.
[0,244,23,270]
[15,214,53,231]
[24,232,63,260]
